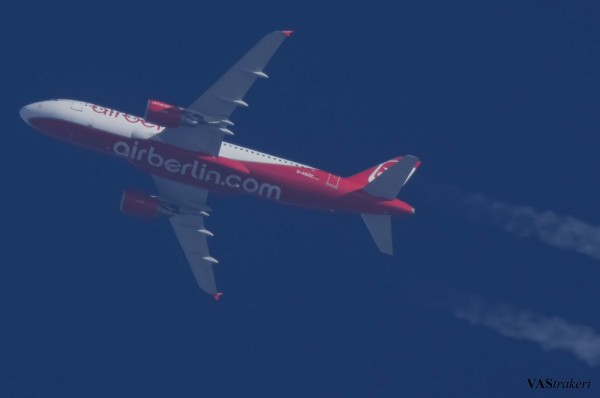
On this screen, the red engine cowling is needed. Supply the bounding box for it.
[119,190,161,219]
[144,99,198,128]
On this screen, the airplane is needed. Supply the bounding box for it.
[20,30,420,300]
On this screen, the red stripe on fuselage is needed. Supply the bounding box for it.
[28,117,413,215]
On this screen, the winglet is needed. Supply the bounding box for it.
[213,292,223,301]
[281,30,294,37]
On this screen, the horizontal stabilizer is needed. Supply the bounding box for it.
[361,214,393,255]
[363,155,419,200]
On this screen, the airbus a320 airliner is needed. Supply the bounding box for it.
[20,31,420,300]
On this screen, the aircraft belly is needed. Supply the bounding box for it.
[28,115,364,211]
[241,161,347,208]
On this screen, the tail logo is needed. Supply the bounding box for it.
[368,160,398,182]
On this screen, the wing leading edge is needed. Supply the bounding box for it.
[153,30,293,156]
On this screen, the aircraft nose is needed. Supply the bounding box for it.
[20,102,42,123]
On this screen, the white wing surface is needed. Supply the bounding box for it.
[154,30,292,155]
[153,176,220,298]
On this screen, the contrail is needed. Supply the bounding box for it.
[424,185,600,261]
[453,295,600,367]
[402,278,600,367]
[465,193,600,260]
[407,185,600,364]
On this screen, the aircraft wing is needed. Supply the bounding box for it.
[154,30,293,155]
[152,176,221,299]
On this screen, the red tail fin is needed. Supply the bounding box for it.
[347,156,405,187]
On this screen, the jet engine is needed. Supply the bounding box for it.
[144,99,199,128]
[119,190,171,219]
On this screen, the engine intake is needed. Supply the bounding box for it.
[120,190,166,219]
[144,99,199,128]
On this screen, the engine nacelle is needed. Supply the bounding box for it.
[144,99,199,128]
[119,190,163,219]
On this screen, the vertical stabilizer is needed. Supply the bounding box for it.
[361,214,393,255]
[362,155,420,200]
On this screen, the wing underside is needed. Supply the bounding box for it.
[153,176,219,297]
[152,30,292,156]
[169,214,218,295]
[146,31,293,297]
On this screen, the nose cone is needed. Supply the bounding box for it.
[20,102,42,124]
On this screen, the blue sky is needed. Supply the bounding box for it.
[3,1,600,396]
